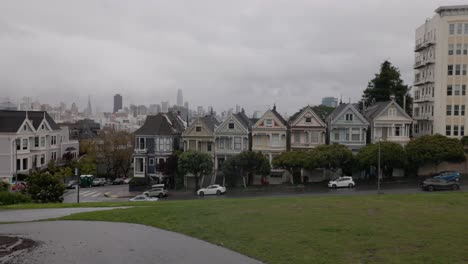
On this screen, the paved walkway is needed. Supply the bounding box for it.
[0,207,130,222]
[0,221,262,264]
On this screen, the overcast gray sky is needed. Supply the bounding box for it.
[0,0,464,116]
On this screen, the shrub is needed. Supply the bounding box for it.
[27,171,65,203]
[0,181,10,192]
[0,192,32,205]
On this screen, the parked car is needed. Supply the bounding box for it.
[123,178,132,184]
[197,184,226,196]
[112,178,124,185]
[143,188,168,198]
[328,176,355,188]
[66,180,78,189]
[432,171,460,182]
[422,178,460,191]
[129,195,159,202]
[92,178,106,187]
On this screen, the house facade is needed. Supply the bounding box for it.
[327,103,370,152]
[0,110,79,183]
[133,112,185,180]
[364,100,413,145]
[214,110,251,170]
[289,106,327,150]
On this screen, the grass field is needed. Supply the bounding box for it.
[52,192,468,264]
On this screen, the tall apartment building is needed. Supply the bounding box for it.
[321,97,338,107]
[413,5,468,138]
[113,94,123,113]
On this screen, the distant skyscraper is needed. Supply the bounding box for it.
[161,101,169,113]
[197,106,204,117]
[177,89,183,106]
[71,102,79,114]
[114,94,123,113]
[235,104,240,113]
[321,97,338,107]
[86,95,93,116]
[184,101,189,110]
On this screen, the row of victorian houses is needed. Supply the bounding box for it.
[133,99,413,186]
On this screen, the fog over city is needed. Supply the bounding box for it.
[0,0,463,114]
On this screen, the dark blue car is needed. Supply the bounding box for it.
[433,171,460,182]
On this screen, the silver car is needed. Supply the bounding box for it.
[143,188,168,198]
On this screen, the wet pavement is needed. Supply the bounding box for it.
[0,221,263,264]
[0,207,130,223]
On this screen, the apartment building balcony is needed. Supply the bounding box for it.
[414,76,434,86]
[414,60,424,69]
[414,95,434,103]
[134,148,148,154]
[414,38,436,52]
[414,114,434,121]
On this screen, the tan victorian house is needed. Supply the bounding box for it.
[289,106,327,150]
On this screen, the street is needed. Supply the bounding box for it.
[63,180,467,203]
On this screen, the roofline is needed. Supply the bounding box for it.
[435,5,468,14]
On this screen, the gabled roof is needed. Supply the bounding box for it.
[364,101,391,121]
[234,111,252,130]
[0,110,60,133]
[135,113,184,135]
[271,106,287,126]
[289,105,326,127]
[326,103,348,122]
[201,114,221,132]
[328,103,369,125]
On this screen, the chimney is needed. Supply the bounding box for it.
[390,94,396,101]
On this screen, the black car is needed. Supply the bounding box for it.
[112,178,124,185]
[421,178,460,191]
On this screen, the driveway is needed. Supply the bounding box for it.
[0,221,262,264]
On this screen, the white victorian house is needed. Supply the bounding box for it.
[364,100,413,145]
[289,106,327,150]
[214,110,251,170]
[327,103,370,152]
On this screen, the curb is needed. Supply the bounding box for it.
[103,192,136,199]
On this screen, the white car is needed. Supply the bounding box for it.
[123,178,132,184]
[129,195,159,202]
[143,188,168,198]
[197,184,226,196]
[328,176,355,188]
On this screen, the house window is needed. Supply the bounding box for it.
[41,124,44,130]
[271,134,280,146]
[149,158,154,166]
[16,139,20,151]
[334,132,339,141]
[454,105,460,116]
[447,85,453,95]
[454,85,461,96]
[449,24,455,35]
[22,139,28,150]
[294,133,300,143]
[456,44,462,55]
[23,125,27,131]
[457,23,463,34]
[455,64,461,75]
[388,108,396,116]
[51,136,57,145]
[166,138,172,151]
[351,128,360,141]
[395,126,401,137]
[463,85,466,95]
[51,152,57,161]
[465,23,468,34]
[228,123,235,129]
[447,105,452,116]
[23,158,28,170]
[135,158,144,173]
[196,126,201,132]
[463,65,467,75]
[207,142,212,152]
[345,114,353,121]
[449,44,454,55]
[462,125,465,136]
[40,137,45,147]
[16,159,21,171]
[256,135,262,145]
[234,137,241,150]
[464,44,468,55]
[138,137,145,150]
[462,105,466,116]
[454,125,459,136]
[311,131,319,143]
[40,154,45,165]
[448,65,453,75]
[219,138,225,149]
[34,137,39,147]
[446,125,451,136]
[305,117,312,123]
[265,119,273,127]
[159,138,164,151]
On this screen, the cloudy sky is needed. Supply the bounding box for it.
[0,0,464,116]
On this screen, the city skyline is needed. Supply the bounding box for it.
[2,1,467,115]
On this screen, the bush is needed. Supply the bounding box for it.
[27,171,65,203]
[0,192,32,205]
[0,181,10,192]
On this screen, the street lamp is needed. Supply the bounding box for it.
[377,138,383,194]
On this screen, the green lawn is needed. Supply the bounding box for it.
[54,192,468,264]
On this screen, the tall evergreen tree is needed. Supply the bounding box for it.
[362,60,412,115]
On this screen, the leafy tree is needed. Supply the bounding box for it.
[223,151,270,188]
[312,105,336,120]
[27,171,65,203]
[164,151,182,189]
[312,144,354,175]
[54,167,73,180]
[356,141,407,179]
[406,134,465,173]
[76,156,97,175]
[362,60,412,115]
[272,151,308,184]
[178,151,213,193]
[96,128,134,178]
